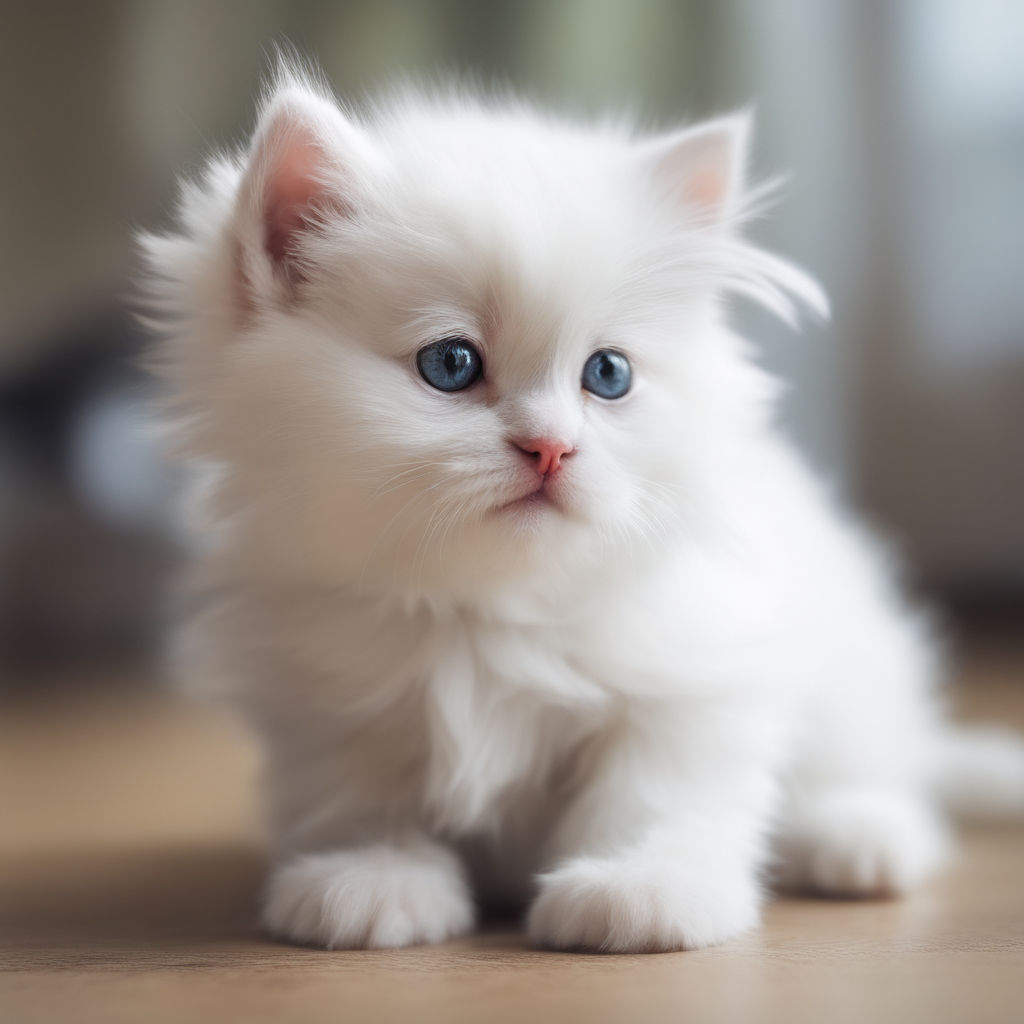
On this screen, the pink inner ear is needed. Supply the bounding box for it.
[648,119,745,226]
[686,166,728,212]
[263,136,329,274]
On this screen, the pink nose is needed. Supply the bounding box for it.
[513,436,575,476]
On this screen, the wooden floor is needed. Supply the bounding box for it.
[2,649,1023,1024]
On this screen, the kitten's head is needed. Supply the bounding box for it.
[144,67,824,599]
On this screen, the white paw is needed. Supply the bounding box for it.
[263,842,475,949]
[776,791,950,897]
[527,855,760,953]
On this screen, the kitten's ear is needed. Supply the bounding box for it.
[640,113,750,227]
[232,84,375,307]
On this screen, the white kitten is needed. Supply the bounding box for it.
[142,64,1024,952]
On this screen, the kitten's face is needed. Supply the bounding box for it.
[177,83,814,595]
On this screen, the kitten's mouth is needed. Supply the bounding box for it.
[496,482,560,515]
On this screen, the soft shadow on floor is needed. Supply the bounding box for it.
[1,843,267,968]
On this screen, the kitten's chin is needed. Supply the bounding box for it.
[492,489,579,541]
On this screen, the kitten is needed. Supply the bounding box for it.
[141,63,1024,952]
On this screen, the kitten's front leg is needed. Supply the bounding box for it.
[263,835,475,949]
[528,700,785,952]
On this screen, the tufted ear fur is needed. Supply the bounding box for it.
[639,113,750,227]
[232,82,376,307]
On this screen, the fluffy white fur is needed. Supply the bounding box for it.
[141,64,1024,953]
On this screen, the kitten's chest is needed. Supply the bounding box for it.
[241,588,628,831]
[416,615,612,833]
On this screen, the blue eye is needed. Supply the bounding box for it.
[416,337,483,392]
[582,349,631,399]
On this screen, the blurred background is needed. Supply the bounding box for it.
[2,0,1023,685]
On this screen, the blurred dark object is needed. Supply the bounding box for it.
[0,308,177,682]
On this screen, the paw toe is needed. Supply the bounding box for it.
[263,843,475,949]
